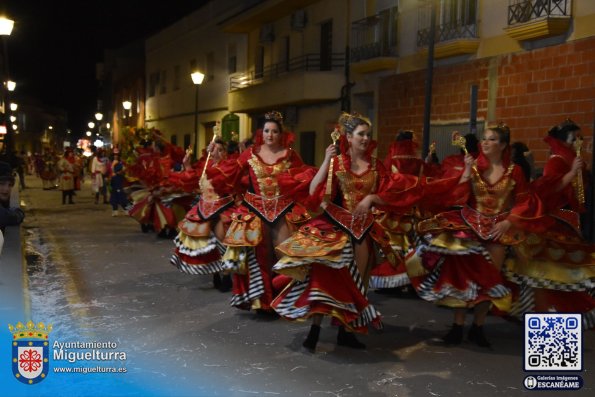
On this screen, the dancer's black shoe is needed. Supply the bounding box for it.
[468,323,491,348]
[303,324,321,352]
[337,326,366,349]
[442,323,463,345]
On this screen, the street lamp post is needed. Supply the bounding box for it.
[0,16,14,156]
[190,71,205,156]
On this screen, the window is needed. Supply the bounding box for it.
[228,44,237,74]
[160,70,167,94]
[171,135,178,145]
[281,36,290,72]
[148,72,160,97]
[255,46,265,79]
[183,134,191,150]
[440,0,477,26]
[206,51,215,82]
[173,65,181,90]
[320,20,333,71]
[300,131,316,166]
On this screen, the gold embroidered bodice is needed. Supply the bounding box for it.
[334,155,378,212]
[471,164,516,215]
[247,151,291,199]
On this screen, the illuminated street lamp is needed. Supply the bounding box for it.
[0,16,14,154]
[9,102,17,111]
[190,71,205,155]
[122,101,132,126]
[88,121,95,129]
[6,80,15,91]
[0,17,14,36]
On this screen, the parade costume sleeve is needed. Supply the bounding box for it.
[532,157,586,213]
[376,161,423,212]
[419,171,469,213]
[277,151,317,203]
[167,167,200,194]
[504,166,549,232]
[439,154,466,178]
[205,149,250,196]
[163,142,186,165]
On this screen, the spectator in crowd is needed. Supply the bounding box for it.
[0,161,25,236]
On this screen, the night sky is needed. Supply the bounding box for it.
[2,1,207,135]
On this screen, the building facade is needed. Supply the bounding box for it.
[375,0,594,169]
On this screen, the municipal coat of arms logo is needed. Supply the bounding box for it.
[8,321,52,385]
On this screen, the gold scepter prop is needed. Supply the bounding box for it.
[572,136,585,205]
[324,127,341,202]
[451,131,467,155]
[200,122,221,182]
[429,141,437,155]
[451,131,478,173]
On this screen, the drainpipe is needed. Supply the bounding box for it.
[422,0,437,158]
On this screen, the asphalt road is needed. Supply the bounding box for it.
[16,175,594,397]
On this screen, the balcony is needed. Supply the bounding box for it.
[350,8,398,74]
[504,0,572,41]
[228,52,345,113]
[220,0,319,33]
[230,52,344,90]
[417,22,479,59]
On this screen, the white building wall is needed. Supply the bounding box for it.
[145,0,249,151]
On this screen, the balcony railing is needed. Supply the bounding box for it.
[508,0,571,26]
[230,52,344,91]
[351,7,398,62]
[417,22,478,47]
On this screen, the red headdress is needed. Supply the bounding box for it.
[544,135,576,164]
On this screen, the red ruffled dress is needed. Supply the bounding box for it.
[407,152,547,312]
[127,147,193,232]
[503,136,595,328]
[271,154,417,333]
[206,146,314,311]
[371,140,445,288]
[169,157,237,275]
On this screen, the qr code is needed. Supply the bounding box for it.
[524,313,582,371]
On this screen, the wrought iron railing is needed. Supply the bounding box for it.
[417,22,478,47]
[508,0,571,25]
[351,7,398,62]
[229,52,344,91]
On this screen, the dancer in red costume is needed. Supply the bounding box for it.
[170,139,236,292]
[373,130,441,290]
[205,111,314,313]
[504,119,595,329]
[126,131,191,236]
[407,124,548,347]
[272,112,421,352]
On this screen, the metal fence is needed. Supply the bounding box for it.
[507,0,571,25]
[229,52,345,91]
[351,7,398,62]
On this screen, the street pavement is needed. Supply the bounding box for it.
[13,174,594,397]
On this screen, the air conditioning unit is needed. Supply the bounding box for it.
[291,10,307,31]
[259,24,275,43]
